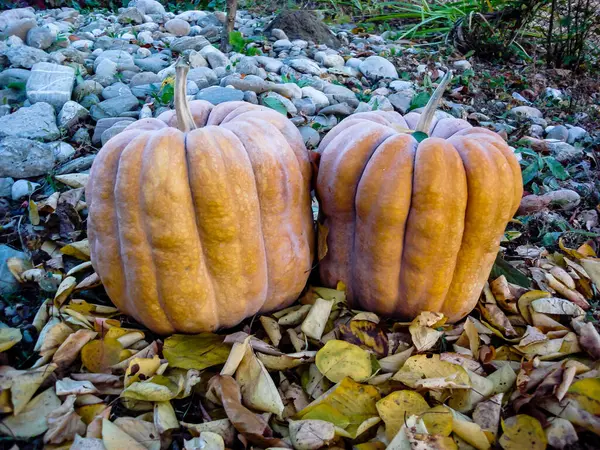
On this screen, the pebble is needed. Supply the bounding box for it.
[26,62,75,109]
[0,245,28,294]
[0,102,60,141]
[165,18,191,37]
[58,101,89,129]
[195,86,244,104]
[508,106,543,120]
[298,126,320,147]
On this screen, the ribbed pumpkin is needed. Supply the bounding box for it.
[315,73,523,322]
[86,61,314,334]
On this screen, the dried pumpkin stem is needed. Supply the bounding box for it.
[415,70,453,134]
[175,57,197,133]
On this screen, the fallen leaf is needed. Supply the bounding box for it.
[163,334,230,370]
[301,297,334,340]
[121,374,181,401]
[449,408,491,450]
[420,405,453,436]
[181,419,235,447]
[102,419,147,450]
[52,329,97,369]
[124,355,161,387]
[338,319,389,356]
[0,363,57,415]
[44,394,86,444]
[315,340,372,383]
[0,388,61,439]
[499,415,546,450]
[392,354,470,389]
[235,344,285,415]
[72,435,105,450]
[289,419,335,450]
[259,316,282,346]
[473,393,502,441]
[0,327,22,352]
[379,346,414,373]
[154,401,179,434]
[55,173,89,189]
[185,432,224,450]
[81,338,124,373]
[531,297,586,316]
[53,276,77,307]
[487,363,517,395]
[545,417,578,449]
[113,417,160,450]
[257,351,316,370]
[376,390,429,440]
[56,378,98,395]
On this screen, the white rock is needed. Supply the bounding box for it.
[12,179,40,201]
[301,86,329,109]
[453,60,472,71]
[359,56,398,80]
[165,18,190,37]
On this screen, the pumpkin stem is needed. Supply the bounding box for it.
[175,57,197,133]
[415,70,453,134]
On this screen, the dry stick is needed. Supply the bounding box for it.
[415,70,454,133]
[220,0,238,52]
[174,58,197,133]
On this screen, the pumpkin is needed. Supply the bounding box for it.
[86,60,314,334]
[315,73,523,322]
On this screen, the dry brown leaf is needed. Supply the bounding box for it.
[43,394,86,444]
[289,419,335,450]
[52,329,97,369]
[338,319,389,356]
[0,388,61,439]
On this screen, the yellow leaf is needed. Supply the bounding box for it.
[60,239,90,261]
[259,316,282,347]
[1,363,57,415]
[450,408,491,450]
[296,377,380,439]
[392,354,470,389]
[154,401,178,434]
[567,378,600,415]
[53,276,77,307]
[101,419,146,450]
[121,374,182,402]
[289,419,335,450]
[338,319,389,356]
[124,355,161,387]
[76,404,108,425]
[487,363,517,395]
[499,415,546,450]
[257,352,315,371]
[0,388,61,439]
[28,200,39,225]
[301,297,334,340]
[55,173,89,189]
[517,290,551,324]
[420,405,453,436]
[163,334,230,370]
[376,390,429,440]
[0,328,22,352]
[580,258,600,291]
[315,340,372,383]
[113,417,160,450]
[81,339,124,373]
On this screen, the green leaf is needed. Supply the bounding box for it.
[490,254,531,288]
[409,91,430,111]
[163,334,230,370]
[544,156,569,180]
[521,160,539,185]
[412,131,428,143]
[262,97,288,116]
[229,31,245,53]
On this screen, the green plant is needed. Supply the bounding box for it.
[228,31,263,56]
[280,74,312,88]
[517,147,570,190]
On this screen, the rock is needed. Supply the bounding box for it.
[270,28,288,40]
[165,18,190,36]
[0,245,28,295]
[315,52,345,68]
[273,39,292,52]
[517,194,550,215]
[265,10,340,48]
[128,0,165,15]
[261,92,296,114]
[11,179,39,201]
[92,117,136,145]
[58,101,89,129]
[0,137,55,178]
[301,86,329,110]
[322,83,359,107]
[567,126,587,144]
[0,102,59,141]
[5,45,49,69]
[137,30,154,45]
[187,67,218,89]
[0,177,13,197]
[130,72,161,87]
[26,26,55,50]
[73,80,104,101]
[56,155,95,175]
[390,80,415,91]
[508,106,543,120]
[198,25,220,43]
[118,7,145,25]
[72,127,91,145]
[243,91,258,104]
[388,91,414,114]
[188,50,208,68]
[94,50,136,72]
[235,56,260,76]
[0,68,31,88]
[135,56,170,73]
[80,94,100,109]
[287,58,323,76]
[512,92,531,104]
[359,56,398,80]
[170,36,210,53]
[256,56,284,73]
[298,126,320,147]
[293,97,316,115]
[90,95,140,120]
[49,142,76,163]
[94,59,118,86]
[2,17,36,40]
[26,62,75,109]
[102,82,132,99]
[271,83,302,99]
[547,141,584,163]
[195,86,244,104]
[546,125,569,142]
[101,121,134,146]
[319,103,355,116]
[453,60,472,71]
[221,74,268,93]
[544,87,563,100]
[200,45,230,69]
[544,189,581,210]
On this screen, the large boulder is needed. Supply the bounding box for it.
[0,137,55,178]
[264,11,340,48]
[0,102,60,141]
[26,62,76,110]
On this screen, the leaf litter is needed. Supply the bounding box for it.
[1,239,600,449]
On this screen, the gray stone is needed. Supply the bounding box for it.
[322,83,359,107]
[298,126,320,148]
[546,125,569,142]
[0,88,25,105]
[200,46,230,69]
[165,18,190,36]
[72,127,91,145]
[390,80,416,91]
[195,86,244,104]
[508,106,543,120]
[221,75,268,93]
[271,83,302,99]
[102,82,132,99]
[0,8,35,31]
[548,141,584,163]
[49,141,76,163]
[199,25,221,43]
[0,137,55,178]
[235,56,260,76]
[128,0,165,14]
[188,50,208,68]
[94,58,118,86]
[80,94,100,109]
[135,56,170,73]
[260,92,296,115]
[11,179,39,201]
[0,245,28,295]
[73,80,104,101]
[58,101,89,129]
[529,124,545,139]
[0,177,13,197]
[0,68,31,88]
[94,50,136,72]
[388,91,414,114]
[453,60,472,71]
[5,45,49,69]
[301,86,329,110]
[26,62,75,109]
[273,39,292,52]
[118,7,145,25]
[137,30,154,45]
[243,91,258,104]
[2,17,36,40]
[0,102,59,141]
[170,36,210,53]
[187,67,218,88]
[26,26,55,50]
[271,28,288,40]
[92,117,136,145]
[130,72,161,87]
[293,97,316,115]
[90,94,140,120]
[56,154,96,175]
[256,56,284,73]
[319,102,355,116]
[315,52,344,68]
[131,83,161,98]
[544,87,563,100]
[359,56,398,80]
[101,122,132,146]
[287,58,323,76]
[567,126,587,144]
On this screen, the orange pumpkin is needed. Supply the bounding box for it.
[86,61,314,334]
[315,74,523,322]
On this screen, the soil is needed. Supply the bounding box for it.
[264,10,341,48]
